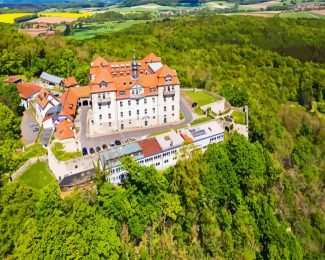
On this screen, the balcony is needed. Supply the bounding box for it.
[131,93,145,99]
[98,96,111,103]
[163,90,175,97]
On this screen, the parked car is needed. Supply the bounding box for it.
[89,148,95,154]
[102,144,108,149]
[96,146,101,152]
[110,142,115,147]
[192,102,198,108]
[33,127,39,132]
[115,140,122,146]
[82,147,88,156]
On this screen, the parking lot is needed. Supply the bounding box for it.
[21,110,39,145]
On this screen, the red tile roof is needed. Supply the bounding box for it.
[71,86,91,98]
[55,120,74,140]
[4,77,22,84]
[89,53,179,95]
[138,138,162,157]
[35,89,54,109]
[63,76,78,88]
[17,83,42,99]
[59,89,78,121]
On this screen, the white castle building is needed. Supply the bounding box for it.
[89,52,180,133]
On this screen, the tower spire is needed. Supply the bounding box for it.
[132,49,138,80]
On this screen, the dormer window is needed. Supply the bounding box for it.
[120,72,124,76]
[120,91,125,96]
[100,82,107,88]
[150,87,155,93]
[165,75,172,82]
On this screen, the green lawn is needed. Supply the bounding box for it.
[51,142,82,161]
[19,161,56,190]
[191,117,212,126]
[68,20,147,40]
[182,90,220,107]
[15,143,47,168]
[232,110,246,125]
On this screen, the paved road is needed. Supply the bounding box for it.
[79,96,194,150]
[21,110,39,145]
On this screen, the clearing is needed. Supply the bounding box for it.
[18,161,56,190]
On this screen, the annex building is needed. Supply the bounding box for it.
[89,52,181,133]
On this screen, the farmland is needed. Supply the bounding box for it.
[67,20,147,40]
[0,13,31,23]
[39,12,93,18]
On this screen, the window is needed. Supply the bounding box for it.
[132,90,135,95]
[144,109,147,114]
[164,98,166,102]
[98,94,101,98]
[120,101,123,107]
[128,100,131,106]
[120,112,123,117]
[108,102,110,108]
[120,91,125,96]
[152,97,155,102]
[165,75,172,82]
[152,108,155,113]
[172,105,174,111]
[144,98,147,104]
[129,111,131,116]
[108,113,111,119]
[164,106,166,112]
[136,99,139,105]
[121,124,124,129]
[98,104,101,110]
[109,122,111,126]
[137,110,139,115]
[150,87,155,92]
[99,114,102,120]
[172,97,174,101]
[129,120,131,124]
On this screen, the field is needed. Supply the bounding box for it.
[239,0,281,10]
[18,161,56,190]
[279,11,323,19]
[205,1,236,9]
[181,90,219,106]
[39,12,92,18]
[109,3,191,14]
[67,20,147,40]
[0,13,31,23]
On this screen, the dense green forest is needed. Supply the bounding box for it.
[0,15,325,258]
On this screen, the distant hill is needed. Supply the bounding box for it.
[121,0,201,7]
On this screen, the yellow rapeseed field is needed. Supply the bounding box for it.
[38,12,93,19]
[0,13,31,24]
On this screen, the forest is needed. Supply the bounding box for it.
[0,14,324,258]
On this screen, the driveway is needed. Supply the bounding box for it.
[21,110,39,145]
[79,95,194,150]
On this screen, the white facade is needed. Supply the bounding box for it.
[91,84,180,133]
[100,120,224,185]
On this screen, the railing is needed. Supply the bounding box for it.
[163,90,175,97]
[130,93,145,99]
[98,96,111,103]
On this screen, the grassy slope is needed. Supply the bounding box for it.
[18,161,56,190]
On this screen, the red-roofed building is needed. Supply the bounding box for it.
[4,77,23,84]
[35,89,60,125]
[138,138,162,157]
[16,83,42,109]
[55,120,75,140]
[58,88,78,122]
[88,52,181,134]
[62,76,78,88]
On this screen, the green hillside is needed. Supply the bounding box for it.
[0,15,324,259]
